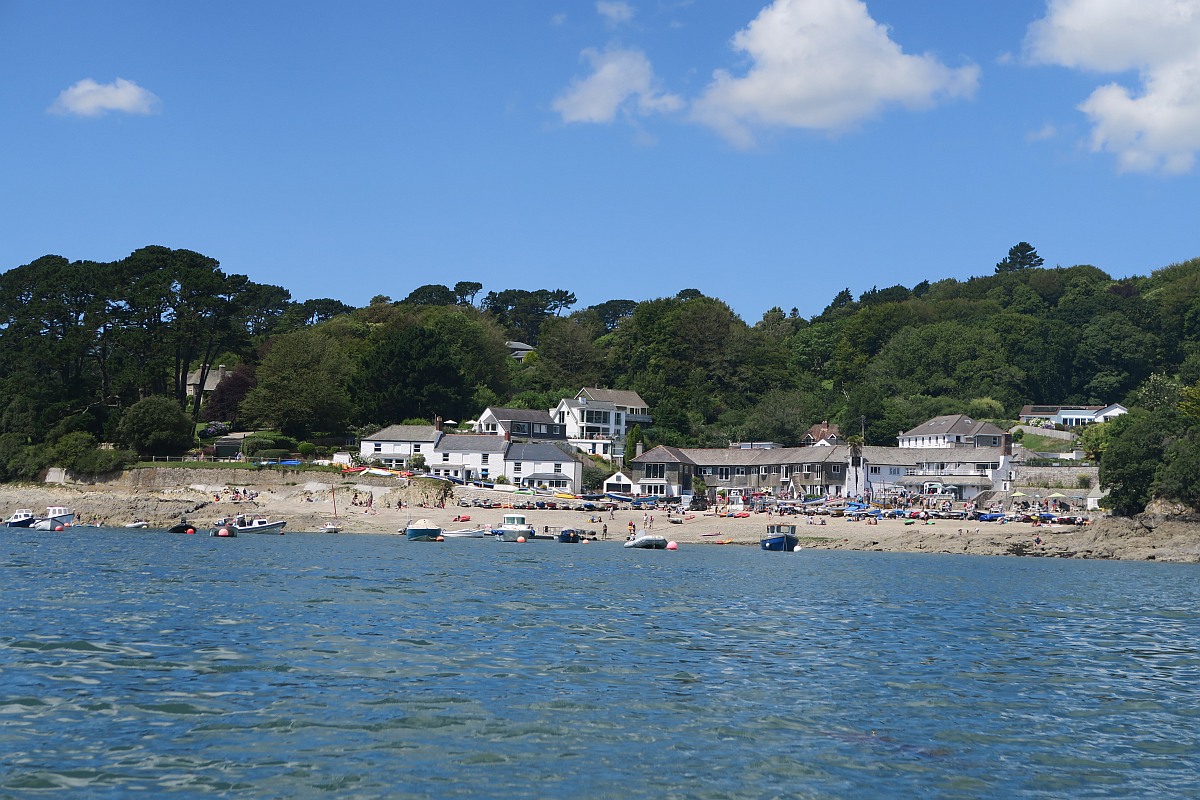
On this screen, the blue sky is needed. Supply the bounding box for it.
[3,0,1199,321]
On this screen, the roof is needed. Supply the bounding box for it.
[1019,404,1105,416]
[434,434,508,453]
[896,475,994,487]
[804,421,841,441]
[521,472,574,482]
[900,415,1005,440]
[578,387,647,408]
[484,407,556,425]
[506,442,573,462]
[362,425,439,443]
[631,445,695,465]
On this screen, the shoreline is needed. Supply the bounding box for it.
[3,479,1199,563]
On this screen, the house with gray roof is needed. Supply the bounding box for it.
[551,387,653,464]
[474,407,566,442]
[430,434,508,483]
[503,442,582,492]
[898,415,1007,449]
[359,425,440,469]
[631,425,1012,502]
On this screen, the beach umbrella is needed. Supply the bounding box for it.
[1012,491,1026,497]
[1048,492,1066,498]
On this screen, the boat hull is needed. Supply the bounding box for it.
[760,534,800,551]
[406,528,442,541]
[623,535,668,549]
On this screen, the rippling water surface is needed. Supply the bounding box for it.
[2,528,1198,798]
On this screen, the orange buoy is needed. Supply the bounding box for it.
[516,536,526,543]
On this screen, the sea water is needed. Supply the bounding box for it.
[1,527,1197,799]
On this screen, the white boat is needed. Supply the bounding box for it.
[212,515,286,535]
[493,513,536,542]
[4,509,35,528]
[623,534,668,549]
[442,528,488,539]
[318,523,343,534]
[124,520,150,529]
[32,506,75,530]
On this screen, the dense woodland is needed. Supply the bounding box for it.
[2,243,1199,516]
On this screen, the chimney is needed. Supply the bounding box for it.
[635,441,644,457]
[434,416,443,432]
[504,430,511,442]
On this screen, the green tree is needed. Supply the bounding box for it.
[624,424,643,463]
[352,326,472,426]
[1155,427,1200,509]
[1099,409,1182,516]
[240,330,353,437]
[995,242,1044,274]
[453,281,483,306]
[116,395,196,456]
[402,284,456,306]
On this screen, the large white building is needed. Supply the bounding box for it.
[551,387,652,462]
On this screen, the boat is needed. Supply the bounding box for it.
[623,534,668,549]
[211,526,237,538]
[405,518,443,541]
[493,513,536,542]
[318,523,343,534]
[4,509,35,528]
[32,506,75,530]
[760,523,800,552]
[124,520,150,529]
[442,528,488,539]
[557,528,583,543]
[168,518,197,534]
[212,514,286,535]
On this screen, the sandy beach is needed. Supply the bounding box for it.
[5,472,1200,563]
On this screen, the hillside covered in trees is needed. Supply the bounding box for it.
[2,243,1199,516]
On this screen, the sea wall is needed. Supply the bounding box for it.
[1011,463,1098,490]
[56,466,404,492]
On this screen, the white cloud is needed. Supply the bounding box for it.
[1025,0,1200,174]
[691,0,978,147]
[553,47,683,124]
[597,1,635,26]
[50,77,160,117]
[1026,123,1058,142]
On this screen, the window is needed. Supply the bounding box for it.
[413,444,421,453]
[782,466,792,478]
[831,464,842,474]
[802,464,812,474]
[484,423,497,433]
[717,467,730,481]
[373,443,382,453]
[735,467,746,476]
[553,463,562,473]
[441,452,449,462]
[512,422,529,434]
[513,462,523,474]
[645,464,665,479]
[481,454,489,464]
[760,466,770,476]
[869,466,880,474]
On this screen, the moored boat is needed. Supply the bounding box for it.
[493,513,536,542]
[124,520,150,529]
[405,518,443,541]
[623,534,668,549]
[32,506,75,530]
[760,523,800,552]
[212,514,286,536]
[557,528,582,543]
[4,509,35,528]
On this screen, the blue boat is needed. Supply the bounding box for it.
[760,523,800,552]
[405,518,443,541]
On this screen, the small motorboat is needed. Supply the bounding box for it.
[32,506,75,530]
[212,515,286,536]
[168,518,197,534]
[405,518,443,541]
[557,528,583,543]
[4,509,36,528]
[493,513,536,542]
[441,528,488,539]
[318,523,343,534]
[623,534,668,550]
[124,520,150,529]
[760,523,800,552]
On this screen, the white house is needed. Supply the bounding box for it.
[898,415,1007,449]
[359,425,440,469]
[429,434,508,482]
[503,442,581,492]
[474,407,566,442]
[552,387,652,462]
[1018,404,1128,427]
